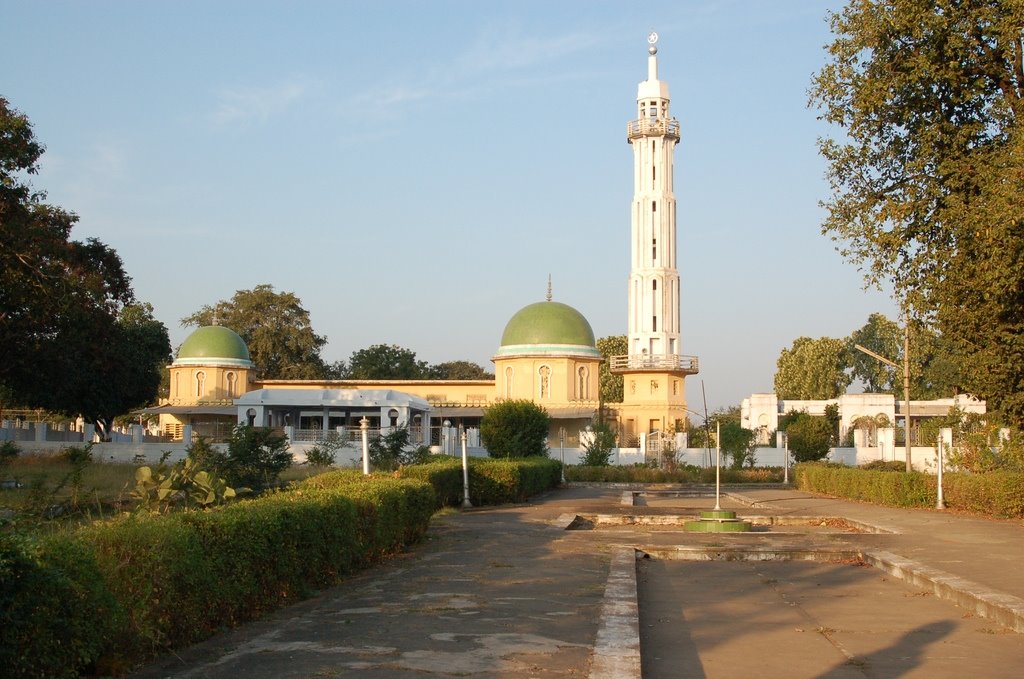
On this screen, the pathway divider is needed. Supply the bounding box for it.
[589,547,642,679]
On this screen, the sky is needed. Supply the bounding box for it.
[1,0,898,413]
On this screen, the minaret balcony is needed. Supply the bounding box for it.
[609,353,699,375]
[627,118,680,141]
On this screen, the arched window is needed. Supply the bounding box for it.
[195,371,206,399]
[504,367,514,399]
[539,365,551,399]
[577,366,589,400]
[225,372,236,397]
[173,372,179,399]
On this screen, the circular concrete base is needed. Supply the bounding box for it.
[700,510,738,520]
[684,514,753,532]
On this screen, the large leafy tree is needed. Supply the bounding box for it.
[345,344,430,379]
[811,1,1024,424]
[1,98,170,437]
[428,360,494,380]
[848,313,902,393]
[182,284,327,380]
[774,337,852,400]
[596,335,627,403]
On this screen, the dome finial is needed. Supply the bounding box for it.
[546,274,552,302]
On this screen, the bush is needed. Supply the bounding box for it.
[786,414,832,462]
[0,440,20,467]
[206,425,293,490]
[304,432,345,467]
[480,399,551,458]
[581,421,617,466]
[3,474,435,677]
[565,465,784,484]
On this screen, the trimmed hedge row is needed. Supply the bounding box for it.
[566,465,784,484]
[794,463,1024,518]
[313,456,564,508]
[1,477,435,678]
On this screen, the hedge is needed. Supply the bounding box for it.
[566,465,784,484]
[794,463,1024,518]
[1,476,434,678]
[396,456,562,506]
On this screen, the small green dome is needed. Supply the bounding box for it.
[496,301,600,358]
[175,326,253,367]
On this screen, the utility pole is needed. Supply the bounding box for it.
[853,326,912,472]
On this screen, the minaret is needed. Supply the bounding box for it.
[611,33,698,438]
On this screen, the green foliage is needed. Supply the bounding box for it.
[427,360,494,380]
[0,531,122,678]
[182,284,328,380]
[0,440,20,468]
[718,420,757,469]
[304,432,345,467]
[204,425,292,490]
[795,463,1024,518]
[395,456,562,507]
[480,399,551,458]
[1,99,171,440]
[368,426,424,471]
[132,455,237,512]
[566,465,783,484]
[785,413,833,463]
[774,336,851,399]
[3,475,436,676]
[344,344,431,379]
[596,335,627,403]
[811,1,1024,424]
[581,420,617,466]
[823,403,841,446]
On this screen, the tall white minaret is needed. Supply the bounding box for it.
[626,31,684,363]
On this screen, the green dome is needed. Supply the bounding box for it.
[496,301,600,358]
[175,326,253,367]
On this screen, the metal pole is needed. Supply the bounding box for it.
[715,419,721,510]
[461,428,472,508]
[904,319,912,472]
[783,433,789,485]
[360,416,370,475]
[936,436,945,510]
[559,427,566,484]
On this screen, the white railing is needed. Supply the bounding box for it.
[627,118,680,140]
[609,354,699,373]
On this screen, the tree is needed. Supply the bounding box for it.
[581,419,617,466]
[718,420,757,469]
[848,313,902,393]
[774,337,852,399]
[810,1,1024,425]
[1,98,169,437]
[784,412,833,463]
[203,425,292,490]
[428,360,494,380]
[346,344,430,379]
[182,284,327,380]
[596,335,627,403]
[480,399,551,458]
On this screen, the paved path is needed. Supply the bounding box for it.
[131,485,1024,678]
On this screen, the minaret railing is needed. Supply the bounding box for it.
[627,118,680,140]
[609,354,699,374]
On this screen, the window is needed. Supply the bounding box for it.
[652,316,657,331]
[577,366,589,400]
[173,372,179,399]
[652,279,657,291]
[652,166,656,183]
[652,201,656,212]
[226,372,236,397]
[195,371,206,398]
[504,367,513,399]
[539,365,551,399]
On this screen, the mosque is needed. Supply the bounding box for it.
[152,33,700,449]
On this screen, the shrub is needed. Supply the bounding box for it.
[480,399,551,458]
[581,420,616,466]
[0,440,20,467]
[786,414,833,462]
[208,425,293,490]
[304,432,345,467]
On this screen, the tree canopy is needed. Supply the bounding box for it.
[811,0,1024,425]
[480,399,551,458]
[596,335,627,403]
[0,98,170,436]
[182,285,327,380]
[774,336,852,400]
[344,344,429,380]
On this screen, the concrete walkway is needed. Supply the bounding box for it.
[131,485,1024,678]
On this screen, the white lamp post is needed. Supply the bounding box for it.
[360,416,370,475]
[460,426,472,508]
[714,419,721,511]
[559,426,566,484]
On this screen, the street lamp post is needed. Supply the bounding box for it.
[460,426,472,508]
[360,416,370,476]
[854,336,912,472]
[559,427,566,484]
[714,419,721,511]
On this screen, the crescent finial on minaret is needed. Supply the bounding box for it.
[546,274,552,302]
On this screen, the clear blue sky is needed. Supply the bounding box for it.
[2,0,897,412]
